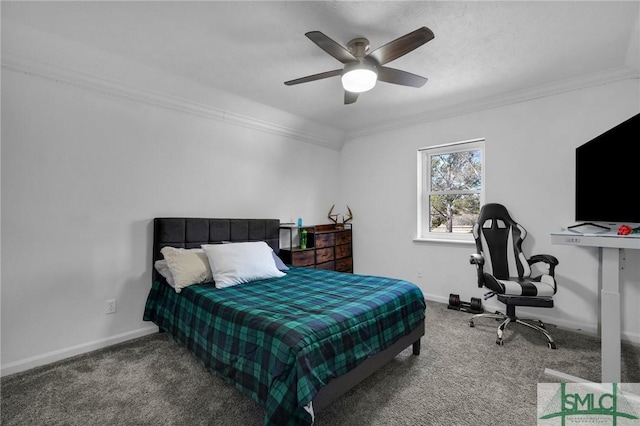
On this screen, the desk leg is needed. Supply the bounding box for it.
[600,247,621,383]
[545,247,622,384]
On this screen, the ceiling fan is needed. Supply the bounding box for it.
[284,27,434,105]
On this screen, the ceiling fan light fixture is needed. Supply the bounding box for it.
[341,63,378,93]
[286,28,434,104]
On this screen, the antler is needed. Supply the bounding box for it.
[328,204,339,225]
[343,205,353,224]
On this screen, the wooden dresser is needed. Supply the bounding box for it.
[280,224,353,273]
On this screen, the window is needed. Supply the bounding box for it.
[417,138,484,242]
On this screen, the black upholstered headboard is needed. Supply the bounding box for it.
[152,218,280,283]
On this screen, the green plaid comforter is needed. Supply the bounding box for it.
[143,266,426,425]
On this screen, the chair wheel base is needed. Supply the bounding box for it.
[469,312,557,349]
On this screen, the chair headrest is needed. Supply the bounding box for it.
[478,203,515,227]
[474,203,526,248]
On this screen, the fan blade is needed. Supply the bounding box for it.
[377,66,428,88]
[306,31,358,64]
[344,91,359,105]
[284,69,342,86]
[368,27,434,65]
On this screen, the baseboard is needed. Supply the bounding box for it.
[423,294,640,345]
[1,326,159,377]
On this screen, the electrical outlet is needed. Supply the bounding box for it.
[106,299,116,314]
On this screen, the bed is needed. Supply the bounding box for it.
[143,218,426,425]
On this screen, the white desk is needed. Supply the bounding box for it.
[549,229,640,383]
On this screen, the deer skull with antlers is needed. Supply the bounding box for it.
[328,205,353,227]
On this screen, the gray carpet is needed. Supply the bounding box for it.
[2,300,639,426]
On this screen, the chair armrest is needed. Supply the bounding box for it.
[528,254,559,275]
[470,253,484,265]
[470,253,485,287]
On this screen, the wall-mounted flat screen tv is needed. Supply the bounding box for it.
[575,113,640,225]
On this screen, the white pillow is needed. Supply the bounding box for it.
[160,247,213,292]
[221,240,289,271]
[154,259,176,289]
[201,241,286,288]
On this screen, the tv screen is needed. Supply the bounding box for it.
[575,113,640,225]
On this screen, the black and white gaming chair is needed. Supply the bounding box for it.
[469,203,559,349]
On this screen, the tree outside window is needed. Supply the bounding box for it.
[417,139,484,241]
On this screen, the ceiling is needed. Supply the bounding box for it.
[3,1,639,138]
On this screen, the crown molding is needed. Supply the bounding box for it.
[346,67,640,141]
[5,52,636,148]
[1,53,345,150]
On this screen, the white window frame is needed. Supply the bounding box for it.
[415,138,485,244]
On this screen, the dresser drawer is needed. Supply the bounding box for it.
[291,250,315,266]
[315,233,336,248]
[315,247,334,263]
[335,244,351,259]
[336,231,352,245]
[336,257,353,273]
[316,260,335,271]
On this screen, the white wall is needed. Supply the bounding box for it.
[0,65,341,375]
[340,79,640,343]
[2,13,638,377]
